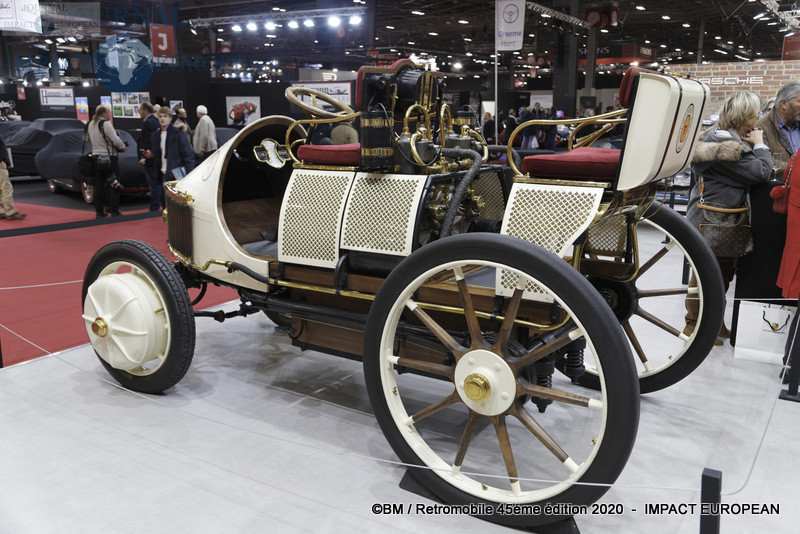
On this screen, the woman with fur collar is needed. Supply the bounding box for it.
[685,90,773,341]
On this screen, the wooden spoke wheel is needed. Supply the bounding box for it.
[363,234,639,529]
[576,203,725,393]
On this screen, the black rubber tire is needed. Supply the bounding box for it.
[572,203,725,394]
[363,233,639,529]
[82,240,196,394]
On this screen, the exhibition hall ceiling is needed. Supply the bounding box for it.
[171,0,799,71]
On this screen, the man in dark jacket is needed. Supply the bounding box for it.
[141,107,195,210]
[0,135,26,219]
[138,102,161,211]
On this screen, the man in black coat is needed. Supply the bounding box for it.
[138,102,161,211]
[0,135,26,220]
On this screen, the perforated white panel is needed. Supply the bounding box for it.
[472,171,506,221]
[585,214,628,256]
[498,183,604,301]
[278,170,355,268]
[341,173,428,256]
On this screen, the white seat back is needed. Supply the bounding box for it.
[616,73,710,191]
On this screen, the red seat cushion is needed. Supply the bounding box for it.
[297,143,361,166]
[521,147,621,179]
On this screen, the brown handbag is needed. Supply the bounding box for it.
[696,175,754,259]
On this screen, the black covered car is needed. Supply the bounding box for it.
[37,129,148,203]
[6,118,85,176]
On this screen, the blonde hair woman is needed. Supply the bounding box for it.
[684,90,773,342]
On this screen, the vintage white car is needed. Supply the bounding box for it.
[81,60,721,528]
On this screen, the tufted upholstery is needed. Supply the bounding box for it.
[297,143,361,166]
[520,147,621,179]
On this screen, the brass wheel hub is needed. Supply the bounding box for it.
[91,317,109,338]
[464,374,492,402]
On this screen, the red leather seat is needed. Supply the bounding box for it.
[297,143,361,166]
[521,147,621,179]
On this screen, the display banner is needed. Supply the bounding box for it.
[0,0,42,33]
[226,96,260,126]
[100,95,112,123]
[150,23,177,65]
[40,86,74,110]
[783,33,800,60]
[496,0,525,52]
[75,96,89,123]
[17,86,26,100]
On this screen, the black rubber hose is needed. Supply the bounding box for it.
[488,144,521,170]
[439,147,483,238]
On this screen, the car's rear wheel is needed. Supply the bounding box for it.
[82,240,195,394]
[363,233,639,528]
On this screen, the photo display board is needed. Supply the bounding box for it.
[226,96,261,126]
[291,81,352,109]
[111,92,150,118]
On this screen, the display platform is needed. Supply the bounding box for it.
[0,293,795,533]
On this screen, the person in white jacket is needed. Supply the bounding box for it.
[193,105,218,161]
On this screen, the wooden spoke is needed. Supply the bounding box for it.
[405,299,468,359]
[518,380,603,410]
[490,415,521,492]
[454,267,485,349]
[636,246,670,278]
[634,306,682,338]
[396,357,455,380]
[637,288,689,298]
[511,330,578,373]
[493,280,525,355]
[411,389,461,423]
[453,411,480,470]
[510,402,569,463]
[622,320,649,365]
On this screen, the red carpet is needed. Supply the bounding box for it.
[0,216,237,366]
[0,202,149,229]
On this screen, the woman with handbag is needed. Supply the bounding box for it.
[685,90,774,341]
[87,105,126,218]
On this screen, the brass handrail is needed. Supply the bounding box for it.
[505,108,628,176]
[567,118,626,151]
[284,111,362,164]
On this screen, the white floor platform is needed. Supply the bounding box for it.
[0,299,796,534]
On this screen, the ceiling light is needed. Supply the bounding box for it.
[464,37,472,41]
[288,20,299,29]
[714,35,721,39]
[541,13,551,18]
[600,28,608,33]
[787,31,797,37]
[754,12,766,19]
[386,25,394,29]
[328,16,340,27]
[349,15,361,25]
[82,81,89,87]
[408,41,415,45]
[217,37,223,41]
[246,22,257,31]
[232,24,242,32]
[265,22,276,30]
[675,48,681,51]
[473,75,480,78]
[217,28,223,32]
[453,62,463,69]
[662,15,670,20]
[273,6,280,10]
[67,37,77,42]
[412,10,425,15]
[190,28,197,35]
[682,23,690,28]
[303,19,314,27]
[768,21,779,25]
[266,34,276,38]
[727,41,733,44]
[660,44,666,48]
[44,39,52,44]
[429,32,438,36]
[636,5,645,10]
[466,52,473,56]
[459,19,469,24]
[645,39,650,43]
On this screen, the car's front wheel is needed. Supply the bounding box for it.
[82,240,195,394]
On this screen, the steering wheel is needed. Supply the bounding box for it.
[284,86,355,120]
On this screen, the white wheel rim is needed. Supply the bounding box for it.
[377,259,609,504]
[83,260,172,375]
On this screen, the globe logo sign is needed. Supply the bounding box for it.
[503,4,519,24]
[94,35,153,93]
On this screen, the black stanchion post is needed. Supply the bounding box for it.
[699,468,722,534]
[780,311,800,402]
